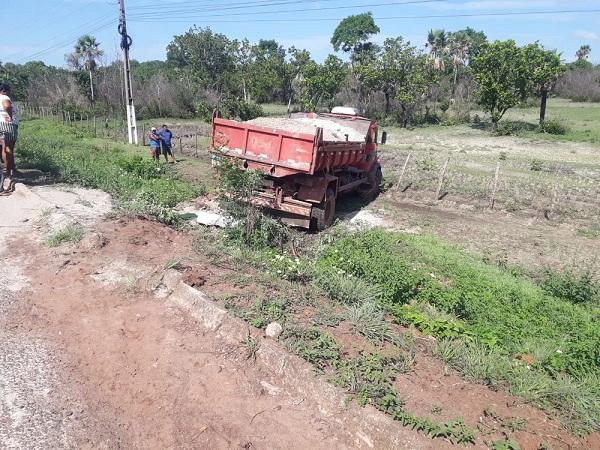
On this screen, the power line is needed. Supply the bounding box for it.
[129,0,444,18]
[128,8,600,23]
[128,0,342,11]
[12,18,117,64]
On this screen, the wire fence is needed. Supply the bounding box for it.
[382,149,600,220]
[17,104,212,158]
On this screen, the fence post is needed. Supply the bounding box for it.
[195,134,199,157]
[435,156,450,201]
[396,152,412,191]
[489,163,501,210]
[545,170,561,220]
[179,136,182,155]
[93,116,97,137]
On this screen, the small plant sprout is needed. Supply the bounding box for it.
[164,258,184,271]
[45,224,85,247]
[241,330,260,361]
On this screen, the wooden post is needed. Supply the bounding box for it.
[396,152,412,191]
[546,170,561,220]
[93,116,97,137]
[435,156,450,201]
[179,136,182,155]
[489,163,501,209]
[195,134,199,157]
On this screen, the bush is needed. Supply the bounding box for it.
[539,119,568,135]
[494,121,536,136]
[541,268,599,305]
[530,159,543,171]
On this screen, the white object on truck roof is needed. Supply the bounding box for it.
[331,106,359,116]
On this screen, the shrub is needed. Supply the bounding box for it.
[540,119,568,135]
[541,268,599,305]
[530,159,543,171]
[494,121,536,136]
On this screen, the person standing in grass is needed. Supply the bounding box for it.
[148,127,161,161]
[0,84,19,178]
[159,124,176,164]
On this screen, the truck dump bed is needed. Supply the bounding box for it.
[211,113,375,178]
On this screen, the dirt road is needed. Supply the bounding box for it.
[0,184,441,449]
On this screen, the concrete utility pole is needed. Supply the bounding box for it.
[119,0,138,144]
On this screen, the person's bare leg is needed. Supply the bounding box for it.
[4,141,16,176]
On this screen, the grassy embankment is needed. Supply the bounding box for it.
[18,112,600,442]
[17,119,204,223]
[198,160,600,440]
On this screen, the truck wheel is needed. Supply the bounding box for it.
[359,165,383,202]
[311,188,336,231]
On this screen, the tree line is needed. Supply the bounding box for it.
[0,13,597,129]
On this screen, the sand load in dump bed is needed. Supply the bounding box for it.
[245,115,369,142]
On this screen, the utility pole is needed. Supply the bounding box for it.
[119,0,138,144]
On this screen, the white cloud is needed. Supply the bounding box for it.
[574,30,599,41]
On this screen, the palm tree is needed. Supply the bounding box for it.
[425,29,448,71]
[576,44,591,61]
[68,35,104,102]
[448,36,471,91]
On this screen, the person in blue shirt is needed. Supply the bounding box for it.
[159,124,177,164]
[148,127,161,162]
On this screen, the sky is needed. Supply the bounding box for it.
[2,0,600,67]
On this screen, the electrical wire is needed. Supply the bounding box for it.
[128,8,600,23]
[129,0,444,18]
[12,18,117,64]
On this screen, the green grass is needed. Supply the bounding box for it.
[18,119,204,223]
[317,229,599,380]
[498,98,600,145]
[45,224,84,247]
[316,228,600,433]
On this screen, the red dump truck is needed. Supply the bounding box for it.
[211,109,385,230]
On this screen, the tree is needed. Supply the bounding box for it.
[471,40,531,130]
[356,37,431,125]
[448,35,470,90]
[426,29,448,71]
[331,13,380,56]
[450,28,487,60]
[67,35,103,102]
[521,43,565,126]
[576,44,591,61]
[300,55,348,110]
[248,40,287,103]
[167,27,237,94]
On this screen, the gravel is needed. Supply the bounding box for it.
[245,116,367,142]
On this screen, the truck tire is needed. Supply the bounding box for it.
[359,164,383,202]
[311,188,336,231]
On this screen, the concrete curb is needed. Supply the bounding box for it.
[163,270,440,449]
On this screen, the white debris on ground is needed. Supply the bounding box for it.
[347,209,387,229]
[245,116,367,142]
[178,199,233,228]
[194,211,230,227]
